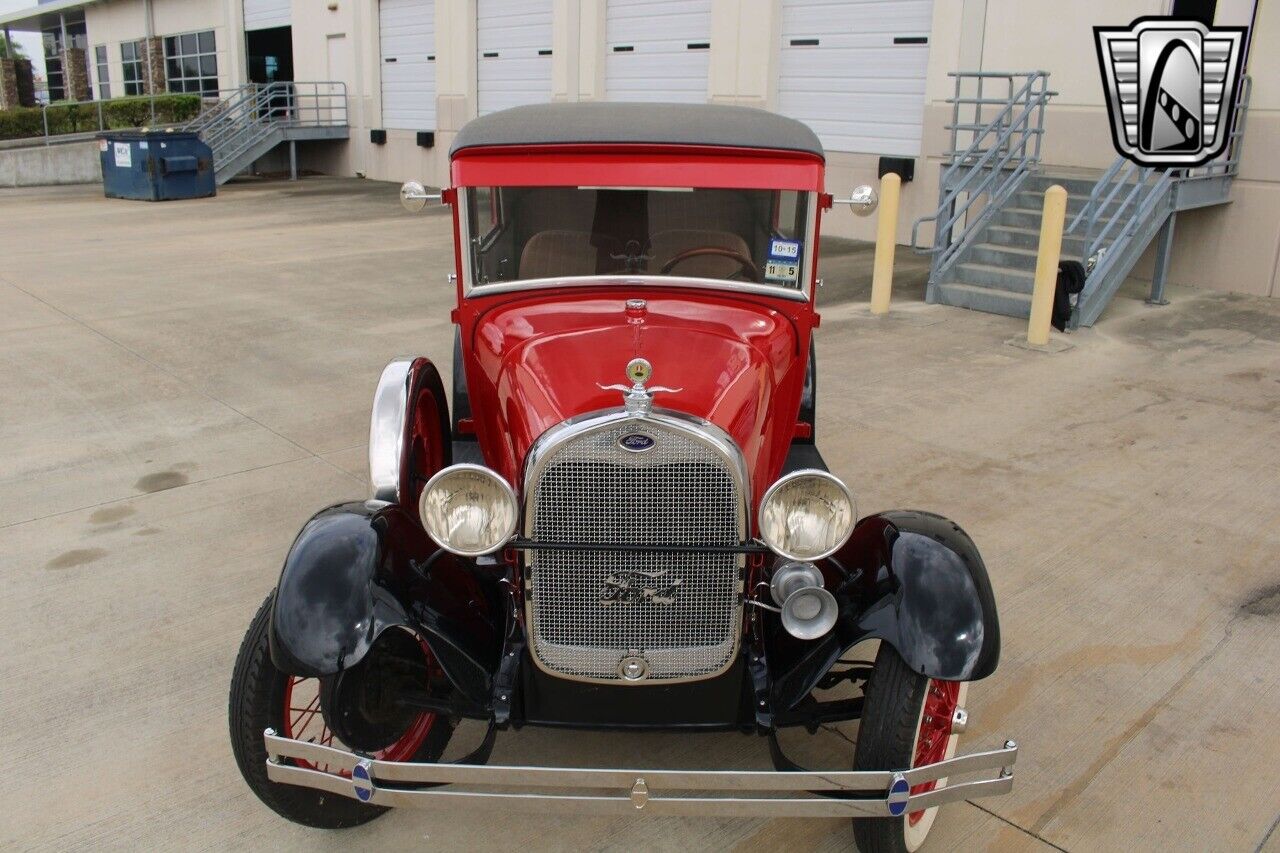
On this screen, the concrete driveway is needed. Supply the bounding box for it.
[1,178,1277,852]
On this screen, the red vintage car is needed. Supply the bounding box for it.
[230,102,1017,852]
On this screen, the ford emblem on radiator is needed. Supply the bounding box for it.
[601,569,682,605]
[618,433,655,452]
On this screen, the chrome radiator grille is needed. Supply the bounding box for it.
[526,416,744,683]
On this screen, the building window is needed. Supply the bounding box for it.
[40,13,86,102]
[121,40,146,96]
[164,31,218,95]
[43,29,65,101]
[95,45,112,100]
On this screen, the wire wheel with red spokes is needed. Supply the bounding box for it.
[852,644,967,853]
[229,593,454,828]
[281,675,441,774]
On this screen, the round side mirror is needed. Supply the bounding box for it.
[399,180,436,213]
[848,184,879,217]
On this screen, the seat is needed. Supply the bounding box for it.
[648,229,754,280]
[518,230,598,280]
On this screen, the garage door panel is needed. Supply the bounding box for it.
[778,92,931,117]
[781,50,932,81]
[606,0,710,104]
[778,0,933,155]
[610,54,711,77]
[479,21,551,48]
[807,133,921,158]
[477,0,552,115]
[784,0,932,33]
[380,0,436,130]
[609,0,704,20]
[779,78,926,97]
[799,115,923,139]
[382,81,433,101]
[244,0,290,31]
[487,62,552,89]
[784,34,931,50]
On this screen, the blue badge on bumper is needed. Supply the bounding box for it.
[352,760,375,802]
[886,772,910,817]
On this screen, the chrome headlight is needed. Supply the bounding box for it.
[419,464,518,557]
[758,470,856,561]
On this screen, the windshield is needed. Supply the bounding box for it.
[463,186,812,291]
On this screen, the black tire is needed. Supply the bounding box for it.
[851,644,959,853]
[229,592,454,828]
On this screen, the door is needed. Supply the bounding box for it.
[777,0,934,156]
[476,0,553,116]
[605,0,711,103]
[246,27,293,85]
[380,0,436,130]
[325,34,354,124]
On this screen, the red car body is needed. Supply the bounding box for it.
[449,143,823,506]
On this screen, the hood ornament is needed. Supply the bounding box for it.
[599,358,681,415]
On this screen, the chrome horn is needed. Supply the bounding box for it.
[770,562,838,641]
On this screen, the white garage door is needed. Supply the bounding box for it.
[605,0,711,103]
[477,0,552,116]
[380,0,436,130]
[777,0,933,155]
[243,0,290,31]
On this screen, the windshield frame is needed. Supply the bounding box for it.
[456,186,817,302]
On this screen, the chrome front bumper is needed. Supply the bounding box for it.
[263,729,1018,818]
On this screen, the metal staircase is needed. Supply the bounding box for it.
[912,71,1055,316]
[183,82,349,185]
[1065,77,1252,328]
[914,72,1252,328]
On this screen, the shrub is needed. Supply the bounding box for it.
[0,93,203,142]
[0,105,43,140]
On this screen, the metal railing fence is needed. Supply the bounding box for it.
[179,81,347,178]
[911,71,1055,283]
[32,91,192,146]
[1064,74,1252,322]
[22,81,348,148]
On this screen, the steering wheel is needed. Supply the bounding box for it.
[660,246,761,281]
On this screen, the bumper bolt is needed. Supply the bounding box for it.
[631,778,649,809]
[951,708,968,734]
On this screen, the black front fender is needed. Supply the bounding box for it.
[268,501,504,707]
[771,511,1000,709]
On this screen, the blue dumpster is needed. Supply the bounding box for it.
[98,130,215,201]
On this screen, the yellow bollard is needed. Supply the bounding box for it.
[870,172,902,315]
[1026,184,1067,346]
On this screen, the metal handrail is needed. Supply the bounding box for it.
[911,72,1054,282]
[180,81,348,175]
[1177,74,1252,183]
[190,81,348,128]
[1063,169,1174,328]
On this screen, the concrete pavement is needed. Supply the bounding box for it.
[0,178,1277,851]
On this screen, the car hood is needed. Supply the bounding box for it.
[465,289,807,506]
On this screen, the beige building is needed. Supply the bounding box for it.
[1,0,1274,299]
